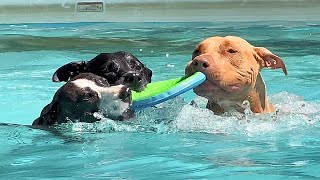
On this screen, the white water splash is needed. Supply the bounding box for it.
[173,92,320,136]
[56,92,320,137]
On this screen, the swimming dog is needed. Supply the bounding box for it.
[52,51,152,92]
[185,36,287,114]
[32,73,133,126]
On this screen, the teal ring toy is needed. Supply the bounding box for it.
[131,72,206,110]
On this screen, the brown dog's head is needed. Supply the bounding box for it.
[185,36,287,113]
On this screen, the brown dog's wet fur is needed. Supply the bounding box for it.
[185,36,287,114]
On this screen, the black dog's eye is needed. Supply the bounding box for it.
[136,66,142,70]
[108,62,120,71]
[130,60,136,66]
[126,59,135,67]
[227,49,238,54]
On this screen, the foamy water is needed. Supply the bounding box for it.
[54,92,320,139]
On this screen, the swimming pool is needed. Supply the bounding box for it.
[1,21,320,179]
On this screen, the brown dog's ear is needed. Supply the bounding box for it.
[254,47,288,75]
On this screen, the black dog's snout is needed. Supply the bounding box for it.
[124,73,143,84]
[119,86,132,103]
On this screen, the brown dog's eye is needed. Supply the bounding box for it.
[227,49,238,54]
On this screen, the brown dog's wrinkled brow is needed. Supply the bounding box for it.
[192,44,204,59]
[219,40,235,53]
[221,39,248,51]
[220,39,232,47]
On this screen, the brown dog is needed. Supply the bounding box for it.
[185,36,287,114]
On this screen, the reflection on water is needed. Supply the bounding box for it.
[1,22,320,56]
[2,92,320,178]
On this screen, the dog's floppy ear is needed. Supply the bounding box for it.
[52,61,87,82]
[254,47,287,75]
[32,103,58,126]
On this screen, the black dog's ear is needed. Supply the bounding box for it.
[52,61,87,82]
[32,103,58,126]
[32,112,56,126]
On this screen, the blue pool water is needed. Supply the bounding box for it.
[1,21,320,179]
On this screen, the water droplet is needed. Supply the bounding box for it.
[166,64,175,68]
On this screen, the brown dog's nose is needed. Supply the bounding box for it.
[193,58,210,70]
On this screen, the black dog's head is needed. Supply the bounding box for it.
[33,73,134,126]
[52,51,152,92]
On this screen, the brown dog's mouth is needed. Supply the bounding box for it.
[186,65,243,93]
[224,83,243,92]
[198,79,243,93]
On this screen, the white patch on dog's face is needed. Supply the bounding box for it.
[71,79,131,118]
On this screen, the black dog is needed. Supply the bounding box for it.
[52,51,152,92]
[32,73,133,126]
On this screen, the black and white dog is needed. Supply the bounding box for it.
[52,51,152,92]
[32,73,133,126]
[32,51,153,126]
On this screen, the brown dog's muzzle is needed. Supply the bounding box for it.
[186,54,212,76]
[193,56,210,70]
